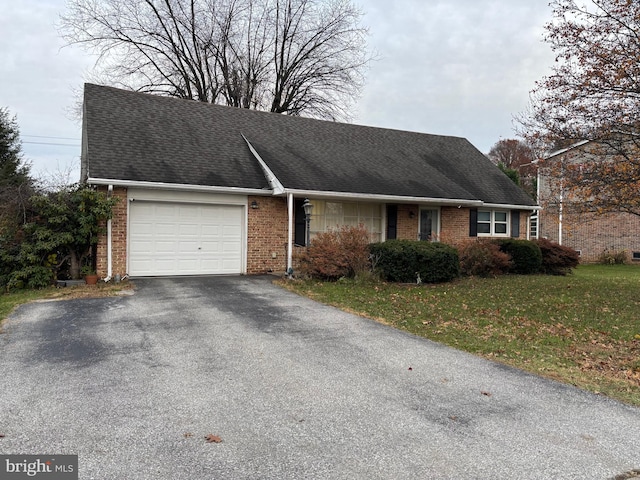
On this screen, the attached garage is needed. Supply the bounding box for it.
[127,190,246,276]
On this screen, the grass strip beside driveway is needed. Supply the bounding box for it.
[0,282,133,326]
[281,265,640,407]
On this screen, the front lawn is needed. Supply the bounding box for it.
[281,265,640,406]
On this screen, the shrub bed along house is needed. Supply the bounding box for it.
[457,239,512,277]
[369,240,459,283]
[495,239,542,275]
[298,230,577,283]
[296,225,371,280]
[534,238,580,275]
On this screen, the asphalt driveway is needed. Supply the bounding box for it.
[1,276,639,479]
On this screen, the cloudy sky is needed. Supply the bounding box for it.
[1,0,555,183]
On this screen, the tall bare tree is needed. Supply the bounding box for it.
[518,0,640,216]
[488,139,535,170]
[488,139,537,199]
[60,0,371,120]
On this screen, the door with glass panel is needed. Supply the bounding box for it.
[419,209,439,241]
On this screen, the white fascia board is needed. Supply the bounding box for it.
[280,188,484,206]
[242,135,286,195]
[545,140,590,159]
[87,177,273,196]
[482,202,541,211]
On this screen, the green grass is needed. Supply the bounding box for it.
[0,289,50,324]
[281,265,640,406]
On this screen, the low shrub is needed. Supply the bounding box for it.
[597,248,628,265]
[296,225,371,280]
[533,238,580,275]
[495,239,542,274]
[370,240,459,283]
[457,239,512,277]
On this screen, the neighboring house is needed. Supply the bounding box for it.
[537,140,640,262]
[81,84,538,278]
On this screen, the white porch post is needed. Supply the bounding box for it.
[287,192,294,273]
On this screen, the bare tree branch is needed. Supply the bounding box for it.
[517,0,640,216]
[60,0,372,120]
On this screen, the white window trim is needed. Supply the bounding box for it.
[477,209,510,237]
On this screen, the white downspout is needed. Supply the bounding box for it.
[287,192,294,275]
[558,193,563,245]
[558,160,564,245]
[104,184,113,282]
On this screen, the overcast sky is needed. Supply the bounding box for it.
[1,0,555,183]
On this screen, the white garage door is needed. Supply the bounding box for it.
[129,201,243,276]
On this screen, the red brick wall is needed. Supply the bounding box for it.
[392,205,530,244]
[96,192,536,278]
[247,196,289,274]
[96,186,128,278]
[520,212,529,239]
[540,208,640,262]
[440,207,470,243]
[396,204,419,240]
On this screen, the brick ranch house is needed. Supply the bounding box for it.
[81,84,538,278]
[537,140,640,263]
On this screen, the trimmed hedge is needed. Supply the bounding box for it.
[370,240,459,283]
[495,239,542,275]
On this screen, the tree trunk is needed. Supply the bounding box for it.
[69,252,81,280]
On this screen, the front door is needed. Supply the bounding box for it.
[419,209,438,241]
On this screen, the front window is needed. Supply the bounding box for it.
[308,200,383,242]
[478,210,509,237]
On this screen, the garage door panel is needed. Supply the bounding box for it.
[155,204,177,216]
[177,242,199,254]
[179,224,199,236]
[222,241,241,252]
[129,201,244,276]
[201,225,220,236]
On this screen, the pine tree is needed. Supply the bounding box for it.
[0,107,30,187]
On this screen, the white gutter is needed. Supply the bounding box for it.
[242,135,286,195]
[104,184,113,283]
[482,202,541,211]
[87,177,272,196]
[280,188,484,207]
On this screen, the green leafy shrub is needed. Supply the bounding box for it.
[495,239,542,274]
[597,248,628,265]
[533,238,580,275]
[369,240,459,283]
[297,225,371,280]
[457,239,512,277]
[0,184,117,290]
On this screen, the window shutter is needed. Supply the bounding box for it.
[511,210,520,238]
[469,208,478,237]
[386,205,398,240]
[294,198,307,245]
